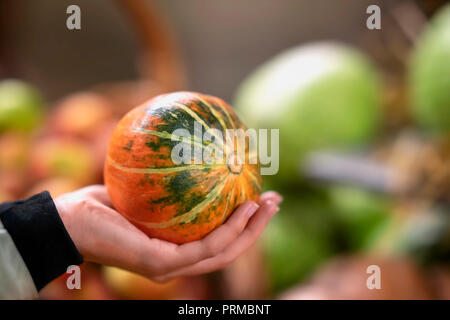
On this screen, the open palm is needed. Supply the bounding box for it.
[55,185,281,282]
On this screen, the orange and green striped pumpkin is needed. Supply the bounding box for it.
[104,92,262,244]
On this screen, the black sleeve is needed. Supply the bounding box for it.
[0,191,83,291]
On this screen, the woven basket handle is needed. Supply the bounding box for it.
[115,0,186,90]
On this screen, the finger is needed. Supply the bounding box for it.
[155,201,278,280]
[167,201,259,269]
[154,201,279,280]
[259,191,283,206]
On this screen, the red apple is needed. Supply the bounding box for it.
[0,170,28,198]
[25,177,81,199]
[29,137,96,185]
[0,132,30,171]
[50,92,114,140]
[103,266,180,300]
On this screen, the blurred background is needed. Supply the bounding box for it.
[0,0,449,299]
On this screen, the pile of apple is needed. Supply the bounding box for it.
[0,81,115,201]
[0,80,212,299]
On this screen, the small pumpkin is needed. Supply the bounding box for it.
[104,92,262,244]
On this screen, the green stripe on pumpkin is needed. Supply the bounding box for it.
[129,174,230,228]
[108,156,223,174]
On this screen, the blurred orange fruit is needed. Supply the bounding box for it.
[50,92,114,140]
[29,137,96,185]
[103,266,180,300]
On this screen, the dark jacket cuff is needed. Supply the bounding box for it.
[0,191,83,291]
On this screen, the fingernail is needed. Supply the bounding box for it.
[262,199,275,207]
[265,201,279,216]
[270,192,283,204]
[247,203,259,218]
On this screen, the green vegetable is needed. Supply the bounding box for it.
[409,5,450,133]
[328,186,391,251]
[234,42,381,183]
[261,192,336,293]
[0,79,45,132]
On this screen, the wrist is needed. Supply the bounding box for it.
[53,196,83,257]
[0,191,83,290]
[53,197,71,236]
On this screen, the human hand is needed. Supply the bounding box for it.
[54,185,281,282]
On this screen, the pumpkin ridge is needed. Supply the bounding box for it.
[216,98,237,129]
[173,102,212,131]
[220,175,237,222]
[132,127,217,153]
[239,179,246,202]
[195,96,229,130]
[107,155,224,174]
[130,173,230,229]
[173,102,225,149]
[244,168,263,190]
